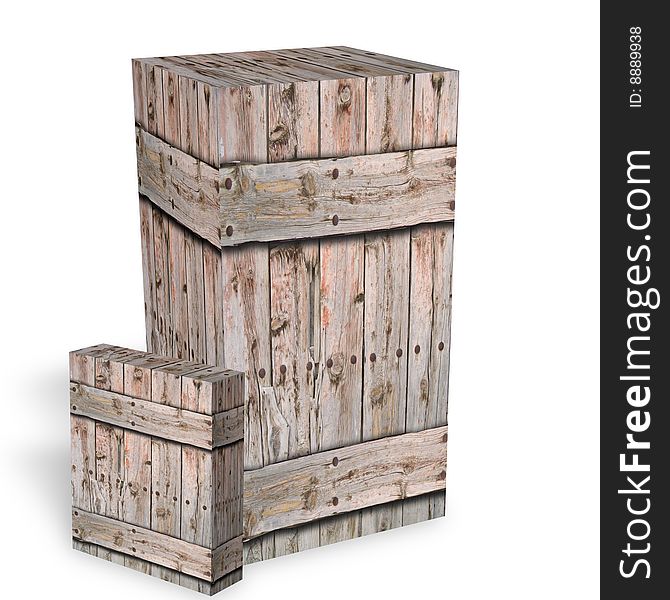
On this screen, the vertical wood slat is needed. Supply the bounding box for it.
[162,69,180,147]
[216,83,276,563]
[267,79,321,558]
[403,70,458,524]
[152,207,172,356]
[139,198,157,353]
[203,243,224,366]
[185,233,206,364]
[316,78,366,547]
[168,220,189,360]
[178,75,199,157]
[360,73,413,535]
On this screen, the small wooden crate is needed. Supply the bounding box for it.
[70,345,245,594]
[131,47,456,567]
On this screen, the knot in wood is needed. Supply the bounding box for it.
[269,123,290,145]
[327,353,345,379]
[299,172,317,198]
[338,84,352,105]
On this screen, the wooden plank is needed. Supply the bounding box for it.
[152,205,172,356]
[181,368,245,414]
[213,441,244,548]
[273,48,396,77]
[71,415,96,512]
[131,60,148,129]
[216,84,267,168]
[315,73,366,547]
[219,146,456,246]
[185,230,207,363]
[151,438,181,535]
[168,219,190,359]
[217,78,275,563]
[94,421,124,519]
[243,426,447,539]
[267,81,319,162]
[221,246,271,470]
[69,383,240,449]
[72,508,243,581]
[203,243,224,366]
[324,46,449,74]
[181,446,214,547]
[269,242,320,556]
[146,64,164,137]
[177,75,199,156]
[197,82,219,167]
[413,71,459,148]
[360,72,413,536]
[139,197,157,353]
[404,69,458,525]
[151,359,205,407]
[136,128,220,248]
[162,68,180,146]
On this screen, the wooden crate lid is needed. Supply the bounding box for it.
[134,46,455,87]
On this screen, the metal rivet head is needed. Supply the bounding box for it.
[306,362,313,371]
[173,496,178,502]
[88,470,93,475]
[438,470,447,480]
[185,500,190,505]
[142,487,147,492]
[438,341,445,351]
[396,348,403,358]
[131,547,137,553]
[280,364,287,375]
[155,491,160,496]
[332,496,339,506]
[369,353,377,362]
[332,457,339,467]
[224,177,233,190]
[258,368,266,379]
[130,401,135,407]
[74,528,79,534]
[326,358,334,368]
[332,168,339,180]
[131,421,136,426]
[71,405,77,410]
[414,345,421,354]
[350,355,357,364]
[202,505,207,511]
[332,215,339,226]
[131,528,136,534]
[226,225,234,237]
[74,511,79,516]
[448,200,456,211]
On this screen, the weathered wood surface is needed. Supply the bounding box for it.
[243,426,447,539]
[73,540,242,596]
[72,509,242,581]
[132,48,458,563]
[136,127,220,247]
[70,383,242,449]
[71,345,245,592]
[219,146,455,246]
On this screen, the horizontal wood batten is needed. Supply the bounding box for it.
[72,509,242,582]
[70,383,243,449]
[136,127,221,247]
[136,127,456,247]
[243,425,447,539]
[220,147,455,245]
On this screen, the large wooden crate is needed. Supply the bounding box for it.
[131,47,457,564]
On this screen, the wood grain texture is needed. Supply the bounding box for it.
[219,146,455,246]
[243,426,447,539]
[185,231,207,363]
[136,128,220,247]
[70,383,242,449]
[151,207,172,355]
[360,71,413,536]
[72,509,242,581]
[168,219,189,359]
[139,198,157,352]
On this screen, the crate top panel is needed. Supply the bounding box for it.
[135,46,456,86]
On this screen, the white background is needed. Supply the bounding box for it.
[0,1,599,598]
